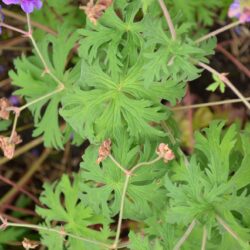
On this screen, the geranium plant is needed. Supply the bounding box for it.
[0,0,250,249]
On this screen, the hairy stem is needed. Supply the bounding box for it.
[9,112,19,142]
[109,154,128,174]
[26,14,64,87]
[197,61,250,110]
[173,96,250,111]
[216,44,250,78]
[3,221,111,249]
[195,20,241,43]
[131,156,161,173]
[0,22,26,35]
[2,8,56,35]
[201,226,207,250]
[112,174,130,249]
[20,85,64,111]
[173,220,196,250]
[216,215,245,246]
[157,0,176,40]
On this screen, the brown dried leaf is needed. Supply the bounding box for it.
[81,0,113,25]
[0,98,11,120]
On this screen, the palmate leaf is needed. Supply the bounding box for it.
[32,0,84,40]
[61,59,184,142]
[128,231,163,250]
[143,19,216,84]
[164,121,250,246]
[166,0,224,26]
[78,1,145,77]
[9,26,79,149]
[37,175,112,250]
[79,132,168,220]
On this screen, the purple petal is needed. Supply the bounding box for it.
[228,2,241,18]
[32,0,42,9]
[2,0,20,4]
[20,0,34,13]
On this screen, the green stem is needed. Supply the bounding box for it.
[0,22,26,35]
[2,9,56,35]
[157,0,176,40]
[20,86,64,111]
[173,220,196,250]
[216,215,245,246]
[195,20,241,44]
[112,174,130,250]
[26,14,64,87]
[173,96,250,111]
[5,222,111,249]
[201,226,207,250]
[131,156,161,173]
[109,155,128,174]
[9,112,19,142]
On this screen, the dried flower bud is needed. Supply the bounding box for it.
[0,132,22,159]
[0,98,11,120]
[22,238,39,250]
[97,139,111,164]
[156,143,175,163]
[81,0,112,25]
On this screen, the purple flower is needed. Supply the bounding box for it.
[228,0,250,23]
[0,5,4,34]
[9,96,20,106]
[2,0,42,14]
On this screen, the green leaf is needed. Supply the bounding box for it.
[206,74,225,93]
[78,1,145,76]
[143,20,215,85]
[36,175,112,246]
[9,26,79,149]
[128,231,163,250]
[61,60,175,142]
[0,228,26,245]
[195,121,237,184]
[79,132,167,219]
[229,133,250,190]
[0,120,11,132]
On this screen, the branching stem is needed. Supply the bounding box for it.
[109,155,128,174]
[2,221,111,249]
[0,22,27,35]
[195,20,241,44]
[173,219,196,250]
[157,0,176,40]
[111,155,163,249]
[197,61,250,110]
[201,226,207,250]
[112,175,130,250]
[216,215,245,246]
[173,96,250,111]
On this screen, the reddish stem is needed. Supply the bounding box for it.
[216,44,250,78]
[2,205,37,216]
[0,175,41,209]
